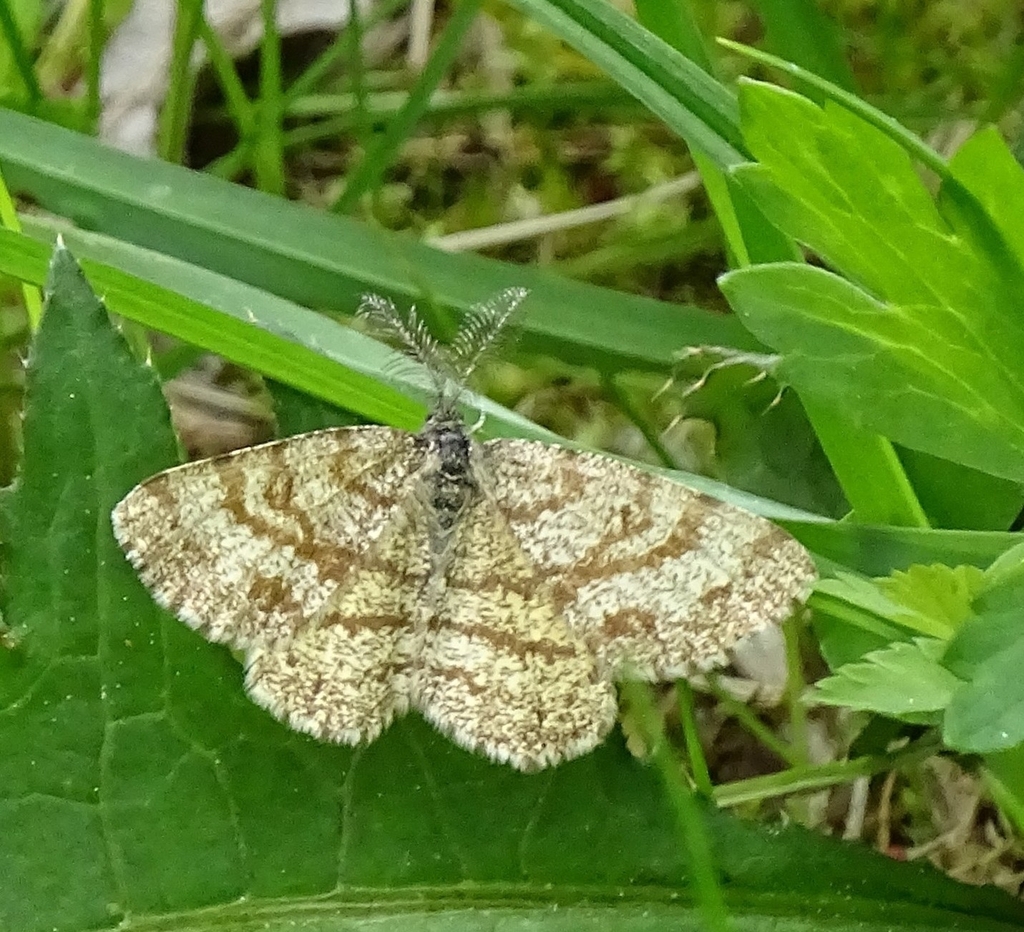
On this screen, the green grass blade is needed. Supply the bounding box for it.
[0,108,759,372]
[333,0,483,212]
[253,0,285,195]
[0,0,42,104]
[157,0,203,162]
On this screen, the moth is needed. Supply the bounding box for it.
[112,289,815,770]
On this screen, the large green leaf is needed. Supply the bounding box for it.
[722,81,1024,484]
[4,246,1024,932]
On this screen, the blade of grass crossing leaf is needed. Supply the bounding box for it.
[720,82,929,523]
[158,0,204,162]
[0,0,42,104]
[332,0,483,212]
[620,681,733,932]
[199,16,256,143]
[718,38,946,177]
[633,0,915,523]
[0,167,28,487]
[807,401,929,526]
[747,0,855,91]
[255,0,286,195]
[633,0,714,73]
[0,167,42,329]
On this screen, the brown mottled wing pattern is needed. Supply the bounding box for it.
[415,495,618,771]
[245,499,433,745]
[482,439,816,680]
[111,426,420,649]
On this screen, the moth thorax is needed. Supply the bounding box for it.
[417,412,477,533]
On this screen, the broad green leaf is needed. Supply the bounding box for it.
[722,82,1024,484]
[733,83,958,300]
[942,546,1024,753]
[5,245,1024,932]
[943,542,1024,679]
[813,639,961,718]
[801,405,927,528]
[721,262,1024,483]
[944,635,1024,753]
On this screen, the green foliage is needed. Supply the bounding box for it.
[723,81,1024,486]
[813,545,1024,757]
[7,246,1023,932]
[4,1,1024,930]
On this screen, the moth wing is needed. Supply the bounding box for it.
[112,426,421,649]
[245,497,433,745]
[416,495,617,771]
[482,439,816,679]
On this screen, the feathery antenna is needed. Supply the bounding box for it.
[449,287,529,383]
[357,288,529,414]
